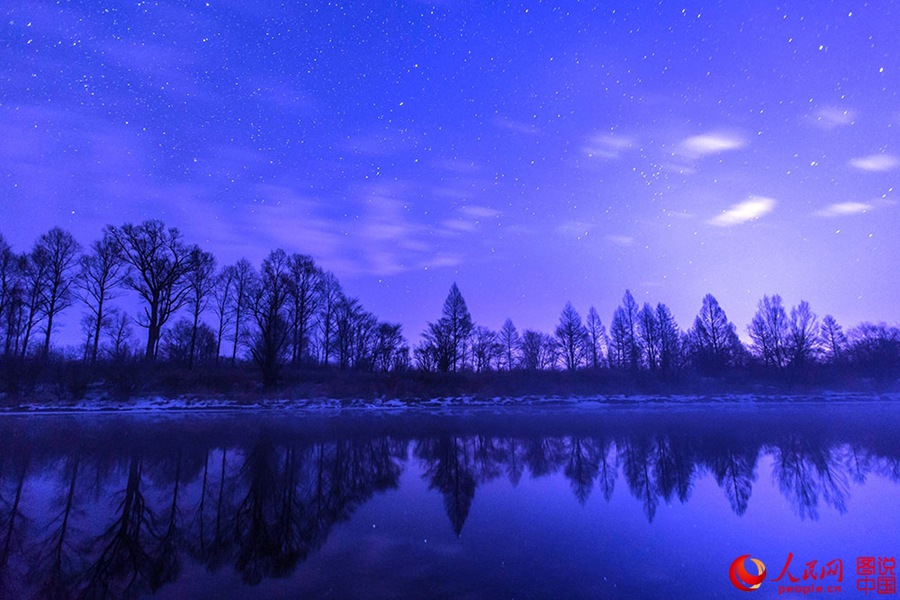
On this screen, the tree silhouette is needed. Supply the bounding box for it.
[690,293,741,375]
[655,303,681,376]
[287,254,321,366]
[819,315,848,365]
[76,233,125,364]
[555,303,588,371]
[249,250,292,387]
[32,228,82,359]
[184,248,217,369]
[106,221,193,360]
[499,318,520,370]
[584,306,607,369]
[638,303,661,371]
[748,294,789,369]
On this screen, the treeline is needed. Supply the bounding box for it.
[0,220,898,400]
[416,285,900,386]
[0,221,408,395]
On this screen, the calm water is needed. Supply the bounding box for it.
[1,402,899,599]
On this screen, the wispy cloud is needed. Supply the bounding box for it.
[493,117,540,135]
[557,221,595,239]
[708,196,776,227]
[812,106,856,129]
[460,205,501,219]
[606,235,634,247]
[849,153,899,172]
[678,131,745,159]
[814,202,873,217]
[582,134,634,160]
[442,219,477,232]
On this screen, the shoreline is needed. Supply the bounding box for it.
[3,391,899,414]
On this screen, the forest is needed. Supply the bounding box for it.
[0,220,898,403]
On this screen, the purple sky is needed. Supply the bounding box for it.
[2,1,898,345]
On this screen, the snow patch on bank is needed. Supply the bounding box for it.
[1,391,898,414]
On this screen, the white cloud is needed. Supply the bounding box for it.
[708,196,776,227]
[850,153,899,172]
[678,132,745,159]
[814,202,873,217]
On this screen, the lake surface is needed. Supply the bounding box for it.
[1,401,899,599]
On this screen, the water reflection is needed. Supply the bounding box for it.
[1,405,899,597]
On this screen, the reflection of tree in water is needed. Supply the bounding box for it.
[0,454,29,594]
[769,437,850,521]
[232,438,406,584]
[618,436,697,522]
[501,439,527,487]
[79,455,155,599]
[3,415,900,596]
[524,437,567,478]
[29,456,82,600]
[147,451,184,592]
[620,439,661,522]
[652,435,695,504]
[596,439,618,502]
[707,446,758,516]
[416,438,478,537]
[188,448,237,572]
[564,438,600,505]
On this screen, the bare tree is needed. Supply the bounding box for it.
[106,221,193,360]
[316,272,343,366]
[334,296,376,369]
[17,250,50,357]
[105,309,135,361]
[584,306,607,369]
[77,232,126,364]
[637,303,660,371]
[287,254,321,366]
[225,259,256,364]
[499,318,520,371]
[819,315,848,365]
[471,325,500,372]
[184,248,217,369]
[372,322,407,372]
[555,302,587,371]
[787,300,819,369]
[748,294,789,369]
[520,329,556,371]
[211,266,235,366]
[249,249,292,387]
[690,293,741,375]
[608,307,629,369]
[33,228,82,358]
[420,283,474,373]
[442,283,474,372]
[0,235,19,357]
[655,303,681,375]
[614,290,641,370]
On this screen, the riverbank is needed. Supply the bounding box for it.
[3,390,899,414]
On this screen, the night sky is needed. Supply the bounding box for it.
[2,1,898,345]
